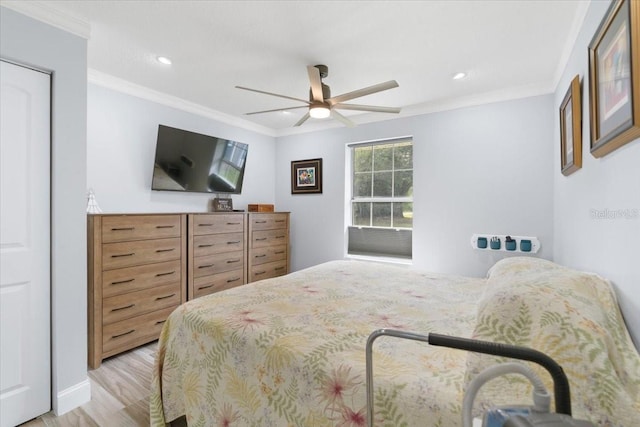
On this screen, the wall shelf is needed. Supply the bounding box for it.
[470,234,540,254]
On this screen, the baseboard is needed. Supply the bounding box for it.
[54,378,91,416]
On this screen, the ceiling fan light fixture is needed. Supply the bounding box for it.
[309,103,330,119]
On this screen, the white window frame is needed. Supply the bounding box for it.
[344,136,413,262]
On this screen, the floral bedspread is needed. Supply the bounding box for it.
[466,257,640,427]
[150,258,640,427]
[150,260,486,426]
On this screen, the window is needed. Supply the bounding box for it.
[347,138,413,259]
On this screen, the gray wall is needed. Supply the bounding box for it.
[553,0,640,347]
[87,80,555,281]
[0,6,89,413]
[275,95,555,278]
[87,84,276,213]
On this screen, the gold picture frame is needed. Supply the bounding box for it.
[560,75,582,176]
[291,158,322,194]
[588,0,640,157]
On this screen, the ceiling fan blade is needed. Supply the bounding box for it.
[236,85,310,105]
[245,105,308,115]
[330,110,356,127]
[307,65,324,102]
[294,112,311,127]
[333,104,401,114]
[328,80,399,104]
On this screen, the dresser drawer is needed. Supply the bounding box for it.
[102,238,181,270]
[250,259,288,282]
[102,260,181,298]
[193,269,244,299]
[193,250,244,278]
[103,283,180,325]
[102,306,176,357]
[101,215,181,243]
[193,232,244,257]
[250,245,287,266]
[251,229,288,248]
[191,214,244,235]
[250,214,288,231]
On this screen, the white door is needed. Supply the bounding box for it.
[0,60,51,427]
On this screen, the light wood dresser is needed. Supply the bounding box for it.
[187,213,246,299]
[247,212,290,282]
[87,214,187,368]
[88,211,290,367]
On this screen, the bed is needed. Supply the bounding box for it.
[150,257,640,426]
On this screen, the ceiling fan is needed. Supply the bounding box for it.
[236,64,401,127]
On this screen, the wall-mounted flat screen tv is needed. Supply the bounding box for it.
[151,125,248,194]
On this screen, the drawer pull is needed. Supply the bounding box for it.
[199,223,213,227]
[226,222,241,225]
[275,251,285,255]
[155,293,176,301]
[111,278,134,285]
[255,220,267,224]
[198,244,213,248]
[155,320,166,325]
[275,267,285,271]
[275,236,285,239]
[227,278,240,283]
[256,238,267,241]
[199,284,214,290]
[111,252,134,258]
[255,254,266,258]
[226,259,240,264]
[112,329,135,339]
[199,264,214,269]
[111,227,134,231]
[156,271,175,277]
[111,304,135,312]
[156,225,174,229]
[156,248,175,253]
[255,271,266,275]
[227,241,241,244]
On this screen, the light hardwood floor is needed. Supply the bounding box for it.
[19,341,186,427]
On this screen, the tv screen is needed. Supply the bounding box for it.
[151,125,248,194]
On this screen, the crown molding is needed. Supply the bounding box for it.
[550,0,590,91]
[92,70,551,139]
[0,1,91,39]
[88,69,277,137]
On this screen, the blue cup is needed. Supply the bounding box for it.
[490,238,501,250]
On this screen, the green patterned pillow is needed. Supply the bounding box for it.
[465,257,640,427]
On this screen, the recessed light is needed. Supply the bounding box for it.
[282,111,291,115]
[453,72,467,80]
[157,56,172,65]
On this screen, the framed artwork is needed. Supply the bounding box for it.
[560,75,582,176]
[588,0,640,157]
[291,158,322,194]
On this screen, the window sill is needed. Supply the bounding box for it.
[345,253,413,267]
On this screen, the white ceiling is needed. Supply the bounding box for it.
[3,0,590,136]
